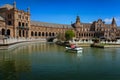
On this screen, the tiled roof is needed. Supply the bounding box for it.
[81,23,91,25]
[0,4,13,10]
[31,21,72,28]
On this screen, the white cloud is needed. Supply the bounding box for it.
[104,17,120,26]
[89,22,92,23]
[104,18,112,23]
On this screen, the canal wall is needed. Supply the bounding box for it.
[91,44,120,48]
[0,38,46,50]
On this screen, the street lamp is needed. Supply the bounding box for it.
[4,17,7,39]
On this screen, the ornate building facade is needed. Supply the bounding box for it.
[0,2,120,41]
[72,16,120,41]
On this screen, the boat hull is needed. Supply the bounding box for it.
[65,47,83,53]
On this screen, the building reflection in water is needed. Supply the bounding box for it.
[0,43,120,80]
[0,48,33,80]
[0,43,61,80]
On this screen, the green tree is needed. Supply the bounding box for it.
[65,30,75,41]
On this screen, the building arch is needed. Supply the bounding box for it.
[42,32,44,36]
[26,23,28,26]
[22,23,24,27]
[2,29,5,35]
[46,32,48,37]
[19,30,21,37]
[7,29,10,36]
[52,32,55,36]
[79,33,81,37]
[39,32,41,36]
[35,32,37,36]
[23,30,24,37]
[31,31,34,36]
[18,22,21,26]
[26,31,28,38]
[49,32,51,36]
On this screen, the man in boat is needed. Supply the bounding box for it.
[70,44,76,49]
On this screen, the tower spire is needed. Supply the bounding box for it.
[27,7,30,13]
[13,0,16,9]
[112,17,116,25]
[111,17,117,27]
[76,16,80,23]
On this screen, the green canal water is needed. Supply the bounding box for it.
[0,43,120,80]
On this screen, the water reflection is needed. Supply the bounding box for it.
[0,43,120,80]
[77,52,82,57]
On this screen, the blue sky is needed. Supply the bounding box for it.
[0,0,120,25]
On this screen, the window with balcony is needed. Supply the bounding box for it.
[22,23,24,26]
[26,17,28,20]
[8,14,12,19]
[18,22,21,26]
[8,21,12,25]
[19,15,21,19]
[26,23,28,26]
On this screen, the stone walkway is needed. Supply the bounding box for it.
[0,38,46,44]
[0,38,47,50]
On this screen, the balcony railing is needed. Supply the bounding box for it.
[17,26,29,30]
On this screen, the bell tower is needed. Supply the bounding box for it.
[76,16,81,25]
[111,17,117,27]
[13,1,16,9]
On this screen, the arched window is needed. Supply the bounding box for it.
[7,29,10,35]
[8,21,12,25]
[23,30,24,37]
[26,31,28,37]
[35,32,37,36]
[52,33,55,36]
[31,31,34,36]
[79,33,81,36]
[49,32,51,36]
[42,32,44,36]
[39,32,41,36]
[2,29,5,35]
[26,23,28,26]
[19,22,21,26]
[22,23,24,26]
[46,32,48,36]
[19,30,21,37]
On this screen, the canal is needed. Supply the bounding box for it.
[0,43,120,80]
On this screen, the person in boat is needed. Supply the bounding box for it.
[70,44,76,49]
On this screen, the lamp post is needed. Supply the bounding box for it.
[2,17,7,44]
[5,17,7,39]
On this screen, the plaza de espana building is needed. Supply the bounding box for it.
[0,2,120,41]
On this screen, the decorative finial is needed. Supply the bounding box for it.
[27,7,30,13]
[112,17,116,24]
[111,17,117,27]
[13,0,16,9]
[76,16,80,23]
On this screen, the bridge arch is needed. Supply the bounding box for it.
[7,29,10,36]
[2,28,5,35]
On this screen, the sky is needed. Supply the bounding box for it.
[0,0,120,26]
